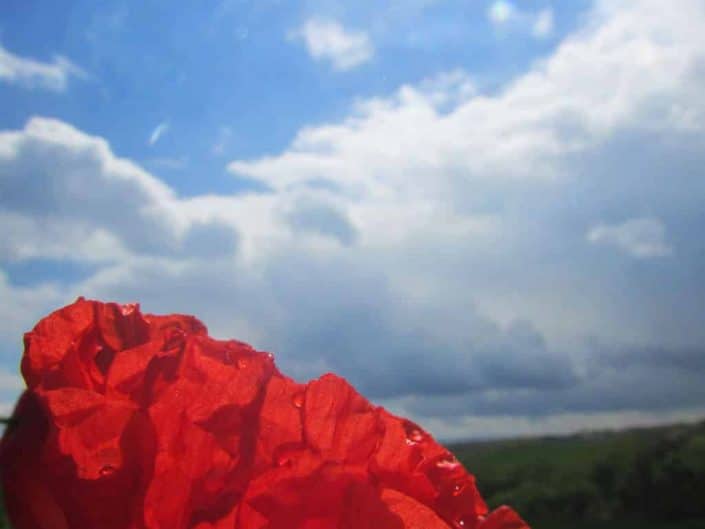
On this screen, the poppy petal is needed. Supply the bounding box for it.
[0,299,530,529]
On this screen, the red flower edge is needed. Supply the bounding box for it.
[0,298,530,529]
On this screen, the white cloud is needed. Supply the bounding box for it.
[416,69,477,108]
[224,0,705,412]
[0,117,238,263]
[3,0,705,438]
[231,1,705,201]
[487,0,516,25]
[532,8,555,38]
[291,18,374,71]
[0,44,86,92]
[487,1,554,39]
[148,121,170,146]
[587,217,673,258]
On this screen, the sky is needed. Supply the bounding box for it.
[1,0,705,441]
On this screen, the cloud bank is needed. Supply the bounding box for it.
[2,0,705,439]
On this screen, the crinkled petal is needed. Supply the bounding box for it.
[0,299,530,529]
[479,506,530,529]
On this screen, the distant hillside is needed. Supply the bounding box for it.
[450,420,705,529]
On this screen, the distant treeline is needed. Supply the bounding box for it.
[452,420,705,528]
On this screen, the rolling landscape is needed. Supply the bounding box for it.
[451,420,705,529]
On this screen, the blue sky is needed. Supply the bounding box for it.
[1,0,705,440]
[1,0,584,195]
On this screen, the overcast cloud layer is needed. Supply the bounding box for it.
[2,0,705,439]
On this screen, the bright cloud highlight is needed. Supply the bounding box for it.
[0,44,86,92]
[291,18,374,71]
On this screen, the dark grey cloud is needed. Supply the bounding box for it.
[408,364,705,419]
[75,252,578,402]
[0,118,239,260]
[181,221,240,259]
[591,341,705,374]
[4,1,705,440]
[284,198,357,245]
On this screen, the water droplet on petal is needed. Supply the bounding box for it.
[265,352,274,362]
[452,483,465,496]
[99,465,116,477]
[273,444,302,468]
[292,392,304,408]
[453,515,471,528]
[403,421,427,446]
[120,303,138,316]
[276,454,292,467]
[436,454,461,471]
[407,428,425,443]
[237,358,248,369]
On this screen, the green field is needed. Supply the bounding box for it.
[2,420,705,528]
[451,420,705,529]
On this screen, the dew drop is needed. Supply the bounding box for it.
[237,358,248,370]
[453,515,471,528]
[407,428,424,443]
[403,421,427,446]
[273,444,302,468]
[436,454,461,471]
[120,303,138,316]
[452,483,467,496]
[292,392,304,408]
[265,352,274,362]
[99,465,116,477]
[276,454,292,467]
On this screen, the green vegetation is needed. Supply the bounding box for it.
[0,489,8,529]
[1,420,704,528]
[451,420,705,529]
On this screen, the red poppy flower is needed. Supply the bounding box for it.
[0,298,529,529]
